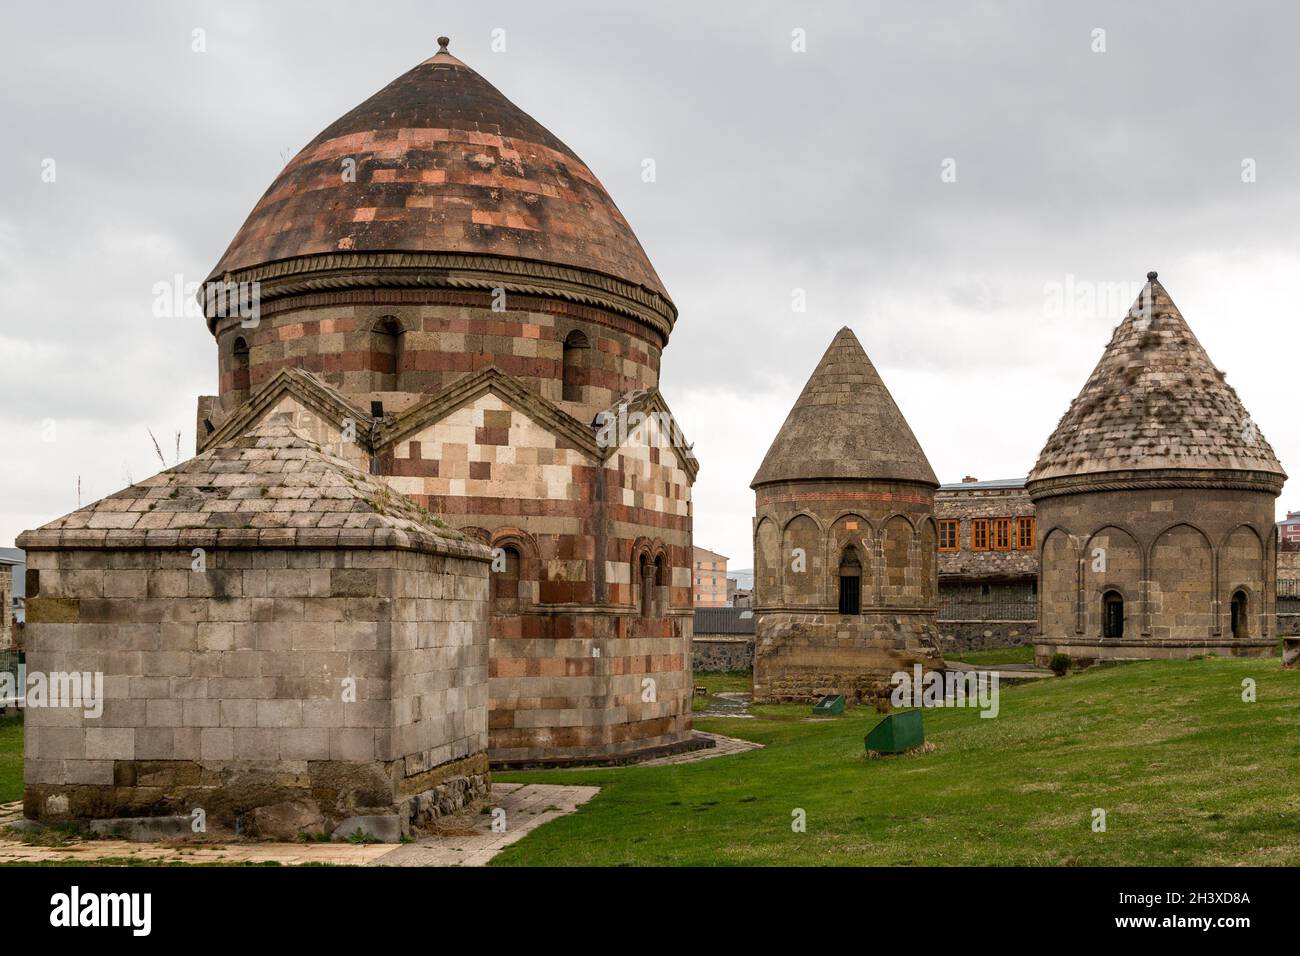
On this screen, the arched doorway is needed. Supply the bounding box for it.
[1231,589,1249,639]
[1102,590,1124,639]
[838,547,862,615]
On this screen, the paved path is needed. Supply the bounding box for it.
[630,731,762,765]
[373,782,598,866]
[945,660,1054,681]
[0,783,597,868]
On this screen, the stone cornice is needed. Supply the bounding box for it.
[1027,468,1285,503]
[199,251,676,343]
[16,526,493,560]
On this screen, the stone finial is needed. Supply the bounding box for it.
[1147,271,1158,281]
[437,36,451,53]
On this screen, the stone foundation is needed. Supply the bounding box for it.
[1033,636,1278,668]
[754,611,942,704]
[938,620,1036,652]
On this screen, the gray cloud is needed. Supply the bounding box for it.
[3,0,1298,569]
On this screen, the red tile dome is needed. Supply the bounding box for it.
[206,41,671,313]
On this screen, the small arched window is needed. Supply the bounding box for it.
[1231,589,1249,639]
[232,336,250,393]
[838,547,862,615]
[371,316,404,390]
[562,329,590,402]
[639,552,653,617]
[1102,590,1124,639]
[492,545,521,610]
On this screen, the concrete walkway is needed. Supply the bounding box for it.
[945,660,1054,682]
[373,782,598,866]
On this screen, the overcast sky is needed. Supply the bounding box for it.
[3,0,1299,570]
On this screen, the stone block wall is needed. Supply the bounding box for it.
[1032,481,1278,660]
[21,544,490,829]
[214,292,664,426]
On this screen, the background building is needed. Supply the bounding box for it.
[0,548,22,650]
[751,328,942,702]
[692,606,755,672]
[1277,511,1300,549]
[693,546,729,607]
[1029,274,1284,664]
[935,478,1037,651]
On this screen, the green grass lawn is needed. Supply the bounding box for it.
[493,657,1300,866]
[945,645,1036,666]
[0,715,22,804]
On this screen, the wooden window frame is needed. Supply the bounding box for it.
[938,519,960,552]
[991,517,1012,551]
[971,518,990,552]
[1015,516,1035,550]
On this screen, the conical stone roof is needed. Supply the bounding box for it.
[1029,274,1285,485]
[751,327,938,488]
[206,39,669,305]
[18,416,484,556]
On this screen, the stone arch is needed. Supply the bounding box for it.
[782,512,824,607]
[1082,525,1142,639]
[1039,526,1080,637]
[1101,587,1128,639]
[918,516,938,604]
[837,543,864,615]
[754,515,781,609]
[826,513,873,600]
[561,328,590,402]
[370,315,405,391]
[879,514,916,607]
[1149,522,1214,639]
[489,527,541,608]
[629,536,658,615]
[1220,523,1265,639]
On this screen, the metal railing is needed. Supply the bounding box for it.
[938,595,1037,621]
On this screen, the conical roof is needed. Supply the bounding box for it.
[18,416,483,556]
[206,39,669,305]
[751,327,938,487]
[1029,274,1285,484]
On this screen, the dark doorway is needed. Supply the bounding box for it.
[838,548,862,615]
[1102,590,1124,639]
[1231,589,1249,639]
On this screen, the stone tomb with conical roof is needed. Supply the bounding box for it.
[194,40,698,766]
[1028,273,1286,664]
[750,328,944,703]
[17,417,494,833]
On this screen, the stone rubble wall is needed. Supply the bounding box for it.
[691,637,753,672]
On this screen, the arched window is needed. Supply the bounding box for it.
[1102,590,1124,639]
[371,316,404,390]
[492,545,521,610]
[1231,589,1249,639]
[838,547,862,615]
[639,552,653,618]
[232,336,250,393]
[562,329,589,402]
